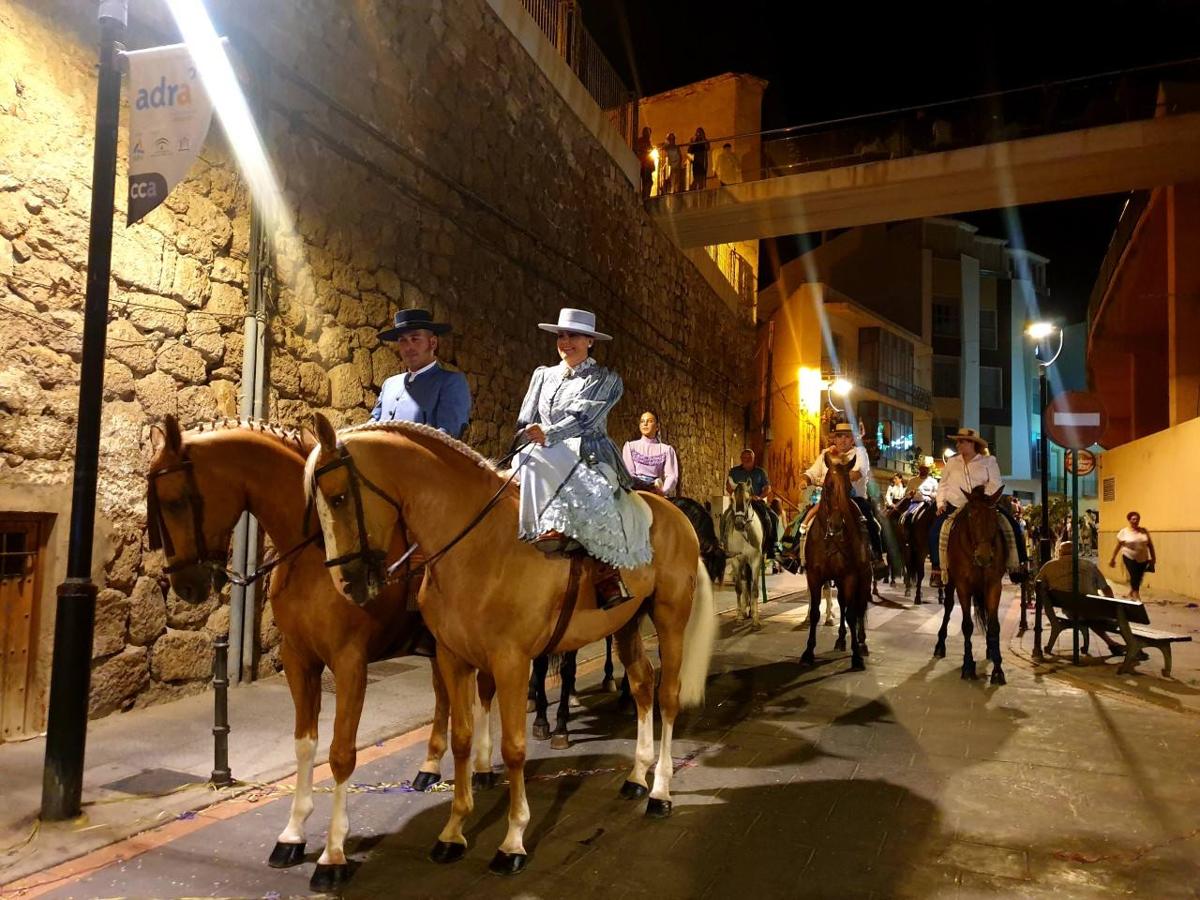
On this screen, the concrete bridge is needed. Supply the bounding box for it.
[650,111,1200,247]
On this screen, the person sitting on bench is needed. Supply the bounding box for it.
[1037,540,1125,657]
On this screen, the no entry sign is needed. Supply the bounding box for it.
[1045,392,1108,449]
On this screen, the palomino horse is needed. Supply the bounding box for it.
[933,485,1009,684]
[902,500,937,606]
[801,451,871,670]
[305,416,716,875]
[145,417,492,893]
[720,481,765,628]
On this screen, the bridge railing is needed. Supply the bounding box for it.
[645,57,1200,197]
[519,0,638,145]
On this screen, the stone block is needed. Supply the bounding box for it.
[157,341,207,382]
[90,646,150,717]
[150,628,213,682]
[211,256,243,285]
[93,589,130,659]
[166,590,217,628]
[107,319,157,376]
[210,379,239,416]
[128,576,167,645]
[169,255,210,306]
[190,330,225,366]
[204,604,230,637]
[317,325,352,363]
[272,352,301,398]
[125,292,187,336]
[207,282,246,317]
[0,367,46,414]
[103,359,136,401]
[299,361,331,405]
[135,370,179,419]
[328,363,363,409]
[177,385,219,425]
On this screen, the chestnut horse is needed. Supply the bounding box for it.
[801,451,871,670]
[305,415,716,875]
[934,485,1008,684]
[146,417,492,893]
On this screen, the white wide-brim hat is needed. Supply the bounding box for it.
[537,307,612,341]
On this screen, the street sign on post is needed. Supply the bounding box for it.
[1045,391,1108,449]
[1064,449,1096,476]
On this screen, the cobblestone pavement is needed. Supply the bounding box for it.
[8,580,1200,899]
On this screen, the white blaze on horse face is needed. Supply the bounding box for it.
[317,780,350,865]
[278,736,317,844]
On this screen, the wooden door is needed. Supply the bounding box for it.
[1,518,43,741]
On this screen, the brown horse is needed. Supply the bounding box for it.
[305,415,716,875]
[146,417,492,893]
[801,451,871,670]
[933,485,1008,684]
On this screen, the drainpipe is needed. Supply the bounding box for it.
[228,46,272,684]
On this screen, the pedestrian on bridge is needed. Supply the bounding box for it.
[689,127,710,190]
[714,142,741,186]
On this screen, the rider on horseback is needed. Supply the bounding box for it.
[900,463,938,525]
[726,449,779,559]
[929,428,1028,588]
[798,423,884,563]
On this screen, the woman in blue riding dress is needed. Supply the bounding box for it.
[516,308,652,608]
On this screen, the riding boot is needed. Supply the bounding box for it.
[396,617,437,659]
[594,562,632,610]
[930,569,943,588]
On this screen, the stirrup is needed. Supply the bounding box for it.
[595,566,632,611]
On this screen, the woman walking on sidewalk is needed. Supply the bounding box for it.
[1110,510,1157,601]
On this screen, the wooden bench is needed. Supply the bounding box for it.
[1036,580,1192,677]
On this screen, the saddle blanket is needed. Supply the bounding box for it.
[939,506,1020,578]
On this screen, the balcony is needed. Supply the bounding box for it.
[822,365,933,412]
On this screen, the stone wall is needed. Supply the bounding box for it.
[0,0,750,724]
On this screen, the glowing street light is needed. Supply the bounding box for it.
[829,378,852,397]
[1025,321,1057,340]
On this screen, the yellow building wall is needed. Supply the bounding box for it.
[1097,416,1200,602]
[763,285,824,509]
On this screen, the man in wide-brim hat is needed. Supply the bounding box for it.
[929,427,1027,586]
[371,307,471,438]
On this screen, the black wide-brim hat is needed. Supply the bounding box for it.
[379,307,452,341]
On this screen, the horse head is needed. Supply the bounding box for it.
[147,416,235,603]
[730,481,752,533]
[817,449,858,530]
[306,412,404,607]
[958,485,1006,569]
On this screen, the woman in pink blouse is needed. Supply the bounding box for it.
[622,410,679,497]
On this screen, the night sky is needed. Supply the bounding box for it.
[584,0,1200,323]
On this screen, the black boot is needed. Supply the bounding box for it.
[594,563,632,611]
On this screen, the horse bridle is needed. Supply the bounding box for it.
[148,455,321,587]
[310,443,408,574]
[960,501,1001,568]
[147,457,215,576]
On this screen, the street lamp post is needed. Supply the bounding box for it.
[1027,321,1063,661]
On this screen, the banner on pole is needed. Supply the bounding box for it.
[124,42,216,225]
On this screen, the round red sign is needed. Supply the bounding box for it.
[1065,449,1096,476]
[1045,391,1108,449]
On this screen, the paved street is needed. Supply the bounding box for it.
[6,578,1200,898]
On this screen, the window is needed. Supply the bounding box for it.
[980,366,1003,409]
[933,355,960,398]
[857,401,914,472]
[932,300,960,338]
[821,333,845,376]
[979,308,998,351]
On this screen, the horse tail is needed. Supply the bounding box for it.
[678,558,717,708]
[972,591,989,633]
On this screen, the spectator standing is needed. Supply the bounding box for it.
[714,142,741,186]
[689,127,710,190]
[663,133,682,194]
[634,126,654,200]
[1109,510,1156,602]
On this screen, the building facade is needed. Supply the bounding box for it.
[1088,183,1200,600]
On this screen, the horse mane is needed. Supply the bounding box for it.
[334,420,496,471]
[185,417,311,457]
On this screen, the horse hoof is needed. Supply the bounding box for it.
[834,638,847,652]
[961,665,977,680]
[823,619,834,627]
[619,780,648,800]
[411,771,441,792]
[914,597,924,605]
[601,677,618,693]
[645,798,673,819]
[800,650,815,666]
[267,841,305,868]
[860,644,870,657]
[851,658,866,671]
[751,621,763,631]
[488,850,529,876]
[990,670,1007,686]
[531,723,551,742]
[309,862,351,893]
[550,732,570,751]
[526,698,536,713]
[472,770,498,791]
[430,840,467,864]
[933,644,946,659]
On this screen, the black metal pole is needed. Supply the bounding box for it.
[41,1,127,822]
[1033,365,1049,661]
[1071,459,1080,666]
[211,634,232,787]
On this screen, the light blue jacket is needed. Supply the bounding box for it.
[370,362,471,438]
